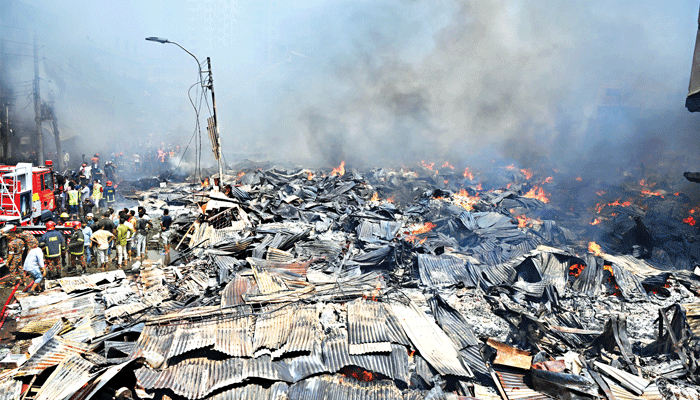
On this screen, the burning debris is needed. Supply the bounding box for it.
[0,162,699,398]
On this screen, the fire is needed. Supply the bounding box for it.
[505,164,516,170]
[202,177,210,187]
[307,171,315,180]
[442,161,455,170]
[588,242,603,256]
[590,218,602,226]
[523,186,549,203]
[543,176,553,184]
[639,179,646,186]
[421,161,435,171]
[520,169,533,180]
[412,222,436,235]
[596,191,606,196]
[575,177,583,181]
[370,192,379,202]
[569,264,584,277]
[463,167,474,180]
[475,182,482,191]
[516,215,529,228]
[331,161,345,177]
[641,189,664,198]
[596,199,632,213]
[684,216,696,226]
[454,189,480,211]
[237,171,245,179]
[387,196,394,203]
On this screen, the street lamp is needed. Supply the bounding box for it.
[145,36,225,185]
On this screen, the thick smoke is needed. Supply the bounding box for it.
[2,0,699,178]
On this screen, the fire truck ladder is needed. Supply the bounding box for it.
[0,171,22,222]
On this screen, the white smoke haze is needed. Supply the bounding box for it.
[1,0,699,178]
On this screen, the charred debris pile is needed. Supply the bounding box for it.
[1,163,700,399]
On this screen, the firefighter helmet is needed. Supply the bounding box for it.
[60,212,69,219]
[106,181,112,186]
[46,221,56,231]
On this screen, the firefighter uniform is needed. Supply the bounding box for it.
[68,228,86,274]
[17,231,38,250]
[39,230,65,279]
[7,238,25,273]
[104,184,115,207]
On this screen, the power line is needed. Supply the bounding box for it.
[0,52,33,57]
[0,24,25,31]
[0,38,32,46]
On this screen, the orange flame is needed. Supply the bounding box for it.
[641,189,664,198]
[684,216,696,226]
[520,169,533,180]
[505,164,516,170]
[475,182,482,191]
[307,171,315,180]
[543,176,553,184]
[237,171,245,179]
[442,161,455,170]
[523,186,549,203]
[569,264,584,277]
[412,222,436,235]
[370,192,379,202]
[596,191,606,196]
[588,242,602,256]
[463,167,474,180]
[421,161,435,171]
[516,215,529,228]
[387,196,394,203]
[590,218,602,226]
[575,177,583,181]
[455,189,480,211]
[331,161,345,177]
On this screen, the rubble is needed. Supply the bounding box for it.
[0,163,699,398]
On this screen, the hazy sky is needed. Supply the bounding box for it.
[2,0,700,175]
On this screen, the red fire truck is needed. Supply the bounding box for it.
[0,161,73,267]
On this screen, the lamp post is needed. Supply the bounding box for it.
[145,37,225,184]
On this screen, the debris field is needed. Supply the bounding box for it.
[1,162,700,399]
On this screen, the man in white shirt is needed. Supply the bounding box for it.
[23,243,46,292]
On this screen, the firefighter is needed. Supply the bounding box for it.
[59,212,70,226]
[67,185,80,215]
[92,180,103,212]
[68,221,86,274]
[104,181,116,209]
[39,221,65,279]
[5,230,26,277]
[104,161,116,182]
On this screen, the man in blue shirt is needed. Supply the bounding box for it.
[23,243,46,292]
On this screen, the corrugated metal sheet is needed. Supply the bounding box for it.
[267,247,295,262]
[102,283,135,307]
[208,381,289,400]
[493,367,549,400]
[28,320,64,355]
[16,318,61,335]
[391,301,472,377]
[60,316,98,343]
[383,303,411,346]
[287,374,403,400]
[70,360,133,400]
[18,338,90,376]
[602,376,663,400]
[281,304,319,355]
[254,304,294,352]
[684,301,700,337]
[213,314,255,357]
[252,264,289,294]
[428,294,478,350]
[18,293,100,330]
[104,340,137,356]
[284,344,328,382]
[34,354,94,400]
[104,301,149,321]
[0,378,21,400]
[321,328,409,383]
[347,299,393,354]
[57,270,126,293]
[595,361,650,396]
[417,254,475,288]
[166,319,218,360]
[221,274,258,308]
[131,324,177,362]
[135,355,293,399]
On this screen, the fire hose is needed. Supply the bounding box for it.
[0,280,24,333]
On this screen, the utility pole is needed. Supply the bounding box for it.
[205,57,224,182]
[48,105,62,170]
[33,33,44,165]
[0,34,5,161]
